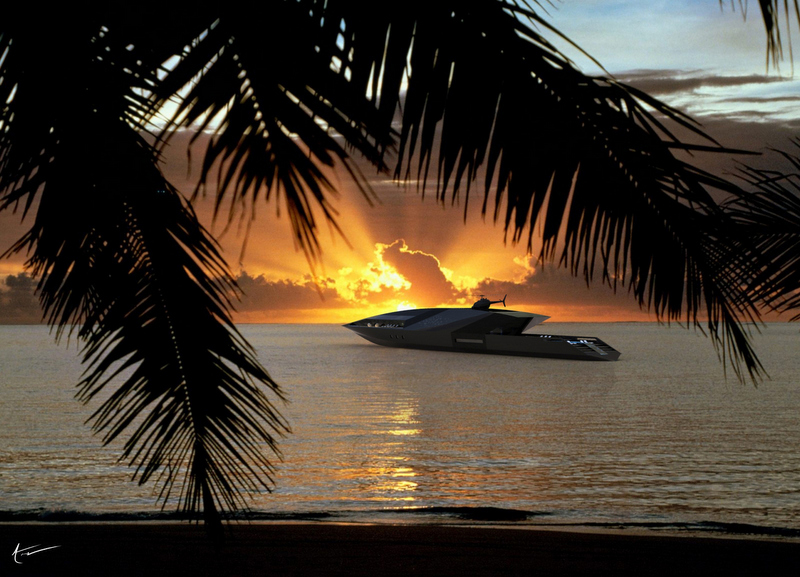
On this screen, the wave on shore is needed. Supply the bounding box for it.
[2,506,799,539]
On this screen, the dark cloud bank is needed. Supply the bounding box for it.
[0,273,43,324]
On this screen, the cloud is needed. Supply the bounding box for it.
[377,240,460,305]
[230,239,467,320]
[227,239,651,322]
[0,242,651,325]
[0,244,650,326]
[595,68,800,178]
[330,239,459,307]
[234,271,342,311]
[0,273,43,324]
[615,69,800,128]
[618,70,789,96]
[473,256,620,306]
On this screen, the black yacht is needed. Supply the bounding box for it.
[344,296,621,361]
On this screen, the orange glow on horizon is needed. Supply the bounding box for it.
[232,299,655,324]
[0,149,658,326]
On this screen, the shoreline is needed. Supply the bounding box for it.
[3,522,799,575]
[4,507,799,540]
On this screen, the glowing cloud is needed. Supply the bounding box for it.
[0,237,656,325]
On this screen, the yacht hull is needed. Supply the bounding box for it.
[344,307,621,361]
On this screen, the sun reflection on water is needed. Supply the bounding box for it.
[386,405,421,436]
[341,398,422,501]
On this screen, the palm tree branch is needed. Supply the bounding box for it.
[723,148,800,320]
[1,19,289,529]
[378,2,765,380]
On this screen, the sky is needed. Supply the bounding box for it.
[2,1,798,324]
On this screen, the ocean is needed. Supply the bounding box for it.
[1,322,799,537]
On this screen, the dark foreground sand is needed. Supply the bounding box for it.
[2,523,799,576]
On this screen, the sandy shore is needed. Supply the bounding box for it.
[2,522,798,576]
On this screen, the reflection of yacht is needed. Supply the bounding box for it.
[343,296,621,361]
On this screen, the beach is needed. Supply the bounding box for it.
[2,523,799,576]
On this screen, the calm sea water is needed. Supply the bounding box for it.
[1,323,799,535]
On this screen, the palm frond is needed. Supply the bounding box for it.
[1,15,288,530]
[135,1,766,379]
[722,0,800,67]
[757,0,800,66]
[148,1,392,262]
[724,145,800,320]
[382,2,765,380]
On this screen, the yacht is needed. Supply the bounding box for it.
[343,296,621,361]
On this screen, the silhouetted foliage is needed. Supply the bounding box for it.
[725,144,800,320]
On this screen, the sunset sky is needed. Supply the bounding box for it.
[1,2,798,324]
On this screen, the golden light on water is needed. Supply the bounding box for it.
[372,467,418,497]
[386,404,421,436]
[363,402,421,500]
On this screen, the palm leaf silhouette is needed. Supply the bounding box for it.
[749,0,800,66]
[0,15,288,531]
[147,2,764,379]
[724,146,800,321]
